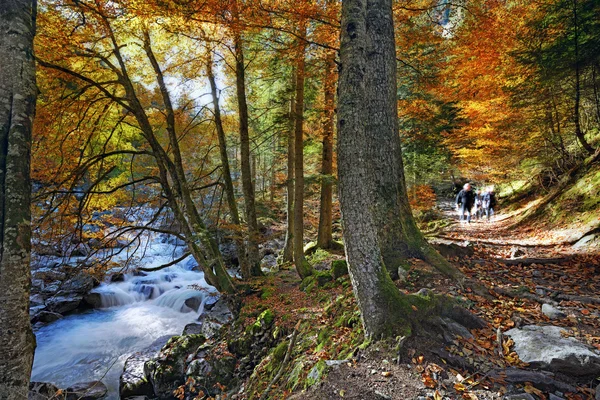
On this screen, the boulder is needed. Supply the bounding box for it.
[506,325,600,376]
[40,281,61,296]
[32,268,67,283]
[120,335,171,399]
[46,295,82,314]
[29,382,62,400]
[541,304,566,320]
[65,381,108,400]
[30,293,45,306]
[144,334,206,399]
[34,311,63,324]
[83,293,103,309]
[490,368,576,393]
[183,323,203,335]
[60,273,95,295]
[260,254,278,272]
[184,296,203,312]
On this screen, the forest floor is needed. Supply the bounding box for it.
[273,199,600,400]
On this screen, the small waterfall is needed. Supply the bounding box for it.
[31,218,217,400]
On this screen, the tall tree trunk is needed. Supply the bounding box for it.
[573,0,595,155]
[0,1,37,397]
[292,24,313,278]
[234,31,262,276]
[338,0,410,338]
[207,56,251,278]
[317,50,336,249]
[364,0,462,280]
[282,74,296,263]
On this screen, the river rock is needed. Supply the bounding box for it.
[197,298,233,339]
[60,273,95,295]
[506,325,600,376]
[29,382,62,400]
[184,296,203,312]
[46,295,82,314]
[542,304,566,320]
[120,335,171,399]
[145,334,207,399]
[35,311,64,323]
[83,292,103,309]
[40,281,61,296]
[66,381,107,400]
[32,268,67,282]
[183,323,203,335]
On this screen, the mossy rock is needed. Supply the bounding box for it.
[331,260,348,279]
[300,271,333,292]
[144,334,206,399]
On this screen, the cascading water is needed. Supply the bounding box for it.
[31,224,217,399]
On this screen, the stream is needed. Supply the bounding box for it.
[31,233,215,399]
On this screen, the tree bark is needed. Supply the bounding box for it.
[364,0,462,280]
[234,31,262,276]
[0,1,37,397]
[207,56,251,279]
[292,23,313,278]
[282,73,295,263]
[338,0,410,339]
[317,50,336,249]
[572,0,595,155]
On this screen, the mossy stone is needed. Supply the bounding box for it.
[331,260,348,279]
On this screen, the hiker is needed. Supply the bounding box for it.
[482,186,497,221]
[455,183,476,223]
[474,189,485,220]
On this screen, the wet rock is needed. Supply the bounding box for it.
[46,295,82,314]
[29,382,62,400]
[184,296,203,312]
[542,304,566,320]
[32,268,67,282]
[145,334,207,399]
[183,323,203,335]
[203,294,220,311]
[196,299,234,339]
[60,273,95,295]
[29,305,46,321]
[506,325,600,376]
[70,243,91,257]
[120,335,171,399]
[40,281,61,296]
[110,273,125,282]
[34,311,63,323]
[30,293,45,306]
[65,381,108,400]
[83,292,103,309]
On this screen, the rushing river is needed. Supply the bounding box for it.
[31,235,215,399]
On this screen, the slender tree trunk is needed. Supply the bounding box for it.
[338,0,410,338]
[573,0,595,155]
[317,50,336,249]
[234,31,262,276]
[282,74,296,263]
[0,1,37,397]
[207,56,251,278]
[292,23,313,278]
[269,134,276,203]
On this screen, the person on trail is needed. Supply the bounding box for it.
[455,183,476,223]
[482,186,497,221]
[474,189,484,220]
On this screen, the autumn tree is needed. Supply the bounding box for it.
[0,0,37,397]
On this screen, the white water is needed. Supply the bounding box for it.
[31,226,216,399]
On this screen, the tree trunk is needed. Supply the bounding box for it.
[338,0,410,338]
[364,0,462,280]
[292,24,313,278]
[317,50,336,249]
[282,73,295,263]
[207,56,251,279]
[234,31,262,276]
[0,1,37,397]
[572,0,595,155]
